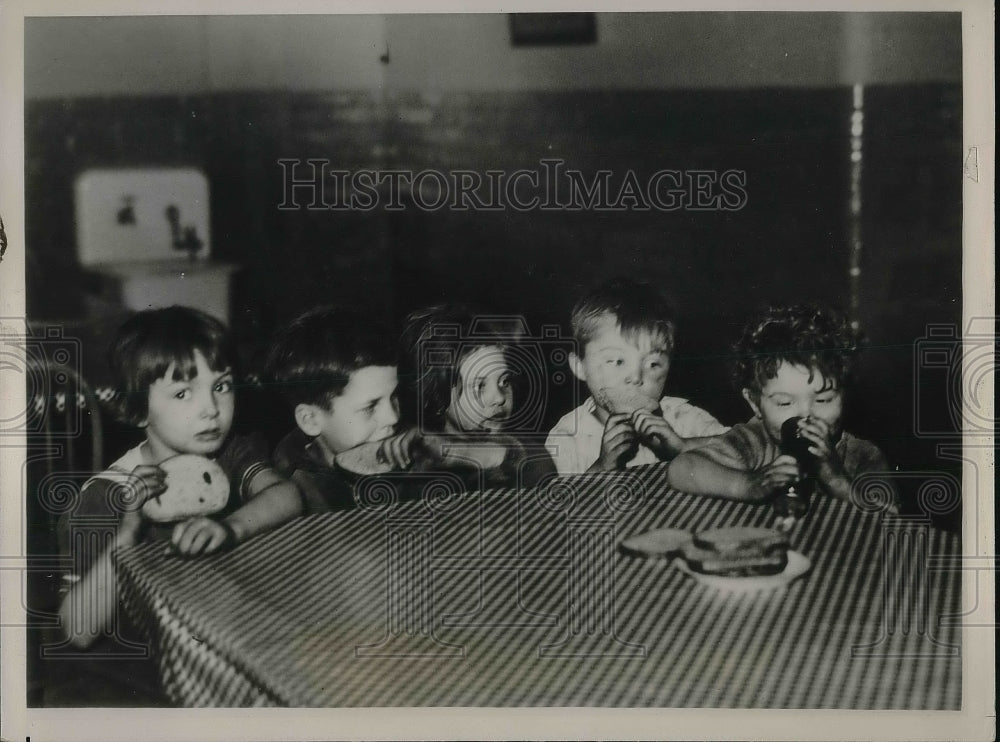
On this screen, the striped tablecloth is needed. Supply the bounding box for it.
[116,463,961,708]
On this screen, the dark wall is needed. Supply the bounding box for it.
[25,84,962,485]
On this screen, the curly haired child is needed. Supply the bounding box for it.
[668,304,891,504]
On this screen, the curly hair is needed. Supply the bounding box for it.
[734,304,863,399]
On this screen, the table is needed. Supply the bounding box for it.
[115,463,962,708]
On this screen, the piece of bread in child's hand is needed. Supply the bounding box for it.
[416,433,516,471]
[619,528,693,559]
[142,454,229,522]
[595,386,662,416]
[338,433,517,476]
[337,441,395,476]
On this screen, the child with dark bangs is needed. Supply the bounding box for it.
[668,304,891,505]
[267,306,406,512]
[58,306,302,651]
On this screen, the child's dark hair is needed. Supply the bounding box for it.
[109,306,238,426]
[398,304,514,432]
[570,277,676,356]
[265,306,396,409]
[734,304,863,399]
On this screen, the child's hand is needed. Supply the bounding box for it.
[169,517,236,557]
[377,428,421,470]
[593,413,638,471]
[118,464,167,545]
[797,417,851,499]
[747,454,801,500]
[631,410,684,460]
[414,432,511,471]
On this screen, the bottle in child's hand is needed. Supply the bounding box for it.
[773,416,817,520]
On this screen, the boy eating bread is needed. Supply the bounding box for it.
[545,278,727,473]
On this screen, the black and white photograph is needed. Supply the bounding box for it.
[0,2,993,740]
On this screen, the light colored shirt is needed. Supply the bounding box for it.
[545,395,728,474]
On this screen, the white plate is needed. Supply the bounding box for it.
[673,549,811,593]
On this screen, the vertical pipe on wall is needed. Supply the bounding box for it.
[840,13,872,333]
[848,82,864,331]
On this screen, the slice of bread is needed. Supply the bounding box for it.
[417,433,516,471]
[619,528,693,559]
[337,433,516,476]
[692,526,789,556]
[142,454,230,522]
[682,545,789,577]
[594,386,662,416]
[336,440,395,476]
[682,527,790,577]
